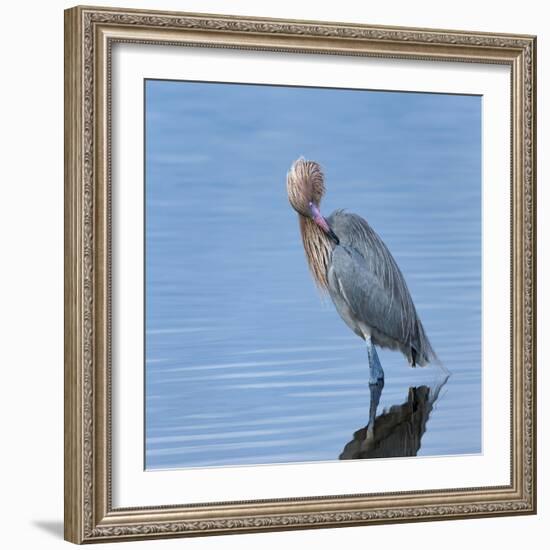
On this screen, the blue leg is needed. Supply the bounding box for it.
[366,337,384,385]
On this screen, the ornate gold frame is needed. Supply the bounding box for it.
[64,5,537,544]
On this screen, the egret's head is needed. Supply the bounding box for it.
[286,157,339,246]
[286,157,325,217]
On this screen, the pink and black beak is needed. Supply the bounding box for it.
[309,202,339,245]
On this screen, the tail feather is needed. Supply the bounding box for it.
[411,318,438,367]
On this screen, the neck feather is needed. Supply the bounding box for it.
[299,216,331,291]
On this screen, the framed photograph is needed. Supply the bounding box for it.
[64,5,537,544]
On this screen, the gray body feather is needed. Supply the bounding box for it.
[326,210,436,367]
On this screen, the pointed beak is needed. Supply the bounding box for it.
[309,203,339,245]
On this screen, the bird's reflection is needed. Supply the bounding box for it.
[339,376,449,460]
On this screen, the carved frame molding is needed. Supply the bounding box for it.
[64,5,536,544]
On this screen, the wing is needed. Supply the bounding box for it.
[328,245,410,345]
[327,210,436,365]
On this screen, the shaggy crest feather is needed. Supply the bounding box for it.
[299,216,331,291]
[286,158,331,290]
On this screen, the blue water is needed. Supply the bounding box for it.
[145,80,481,470]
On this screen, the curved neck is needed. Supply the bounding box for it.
[299,216,331,291]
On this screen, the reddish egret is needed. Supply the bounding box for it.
[286,158,438,383]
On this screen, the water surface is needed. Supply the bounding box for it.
[145,81,481,470]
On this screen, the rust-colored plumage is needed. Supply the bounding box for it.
[298,216,331,290]
[287,158,331,290]
[286,157,325,215]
